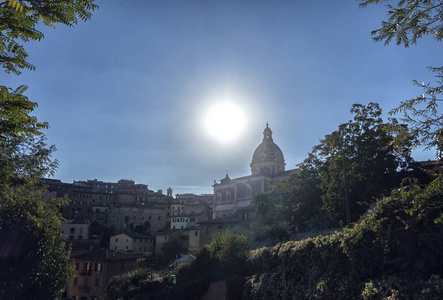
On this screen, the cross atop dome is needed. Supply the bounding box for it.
[263,122,273,141]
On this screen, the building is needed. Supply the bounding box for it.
[154,229,182,256]
[419,160,443,176]
[175,193,213,205]
[109,232,155,254]
[66,249,140,300]
[109,202,169,234]
[61,220,90,241]
[170,213,209,230]
[212,124,298,218]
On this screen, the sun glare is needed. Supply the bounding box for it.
[204,102,246,143]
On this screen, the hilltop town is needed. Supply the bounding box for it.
[42,124,301,299]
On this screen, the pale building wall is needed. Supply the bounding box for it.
[188,229,200,253]
[109,233,133,251]
[61,223,90,240]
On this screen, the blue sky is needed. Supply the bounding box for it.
[4,1,441,195]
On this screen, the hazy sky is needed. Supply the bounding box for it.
[4,1,440,195]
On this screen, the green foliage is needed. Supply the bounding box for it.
[253,189,286,227]
[359,1,443,158]
[105,268,173,300]
[0,0,98,75]
[205,230,251,299]
[206,229,250,265]
[391,67,443,158]
[0,186,73,300]
[359,0,443,47]
[172,248,212,300]
[251,103,424,233]
[304,103,416,226]
[0,1,98,299]
[242,177,443,299]
[0,85,58,188]
[105,248,214,300]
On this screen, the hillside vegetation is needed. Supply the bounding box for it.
[236,177,443,299]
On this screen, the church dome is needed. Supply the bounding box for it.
[250,124,285,175]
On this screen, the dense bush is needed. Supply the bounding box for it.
[105,268,173,300]
[242,177,443,299]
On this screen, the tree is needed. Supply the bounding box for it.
[0,188,73,300]
[1,0,98,75]
[0,85,57,189]
[0,1,97,299]
[359,0,443,47]
[252,166,327,235]
[161,239,184,259]
[281,160,329,232]
[359,0,443,157]
[391,67,443,158]
[306,103,416,226]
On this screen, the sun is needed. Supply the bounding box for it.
[204,102,246,143]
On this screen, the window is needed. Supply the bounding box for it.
[226,192,231,201]
[94,263,102,272]
[195,231,198,236]
[83,262,90,271]
[75,262,79,270]
[73,277,78,285]
[120,263,125,271]
[115,238,118,242]
[95,278,100,287]
[246,187,251,197]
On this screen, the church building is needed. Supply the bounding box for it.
[212,124,298,218]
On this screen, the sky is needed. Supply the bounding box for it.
[3,1,441,195]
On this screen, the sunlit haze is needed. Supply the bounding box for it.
[204,101,246,144]
[3,1,438,195]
